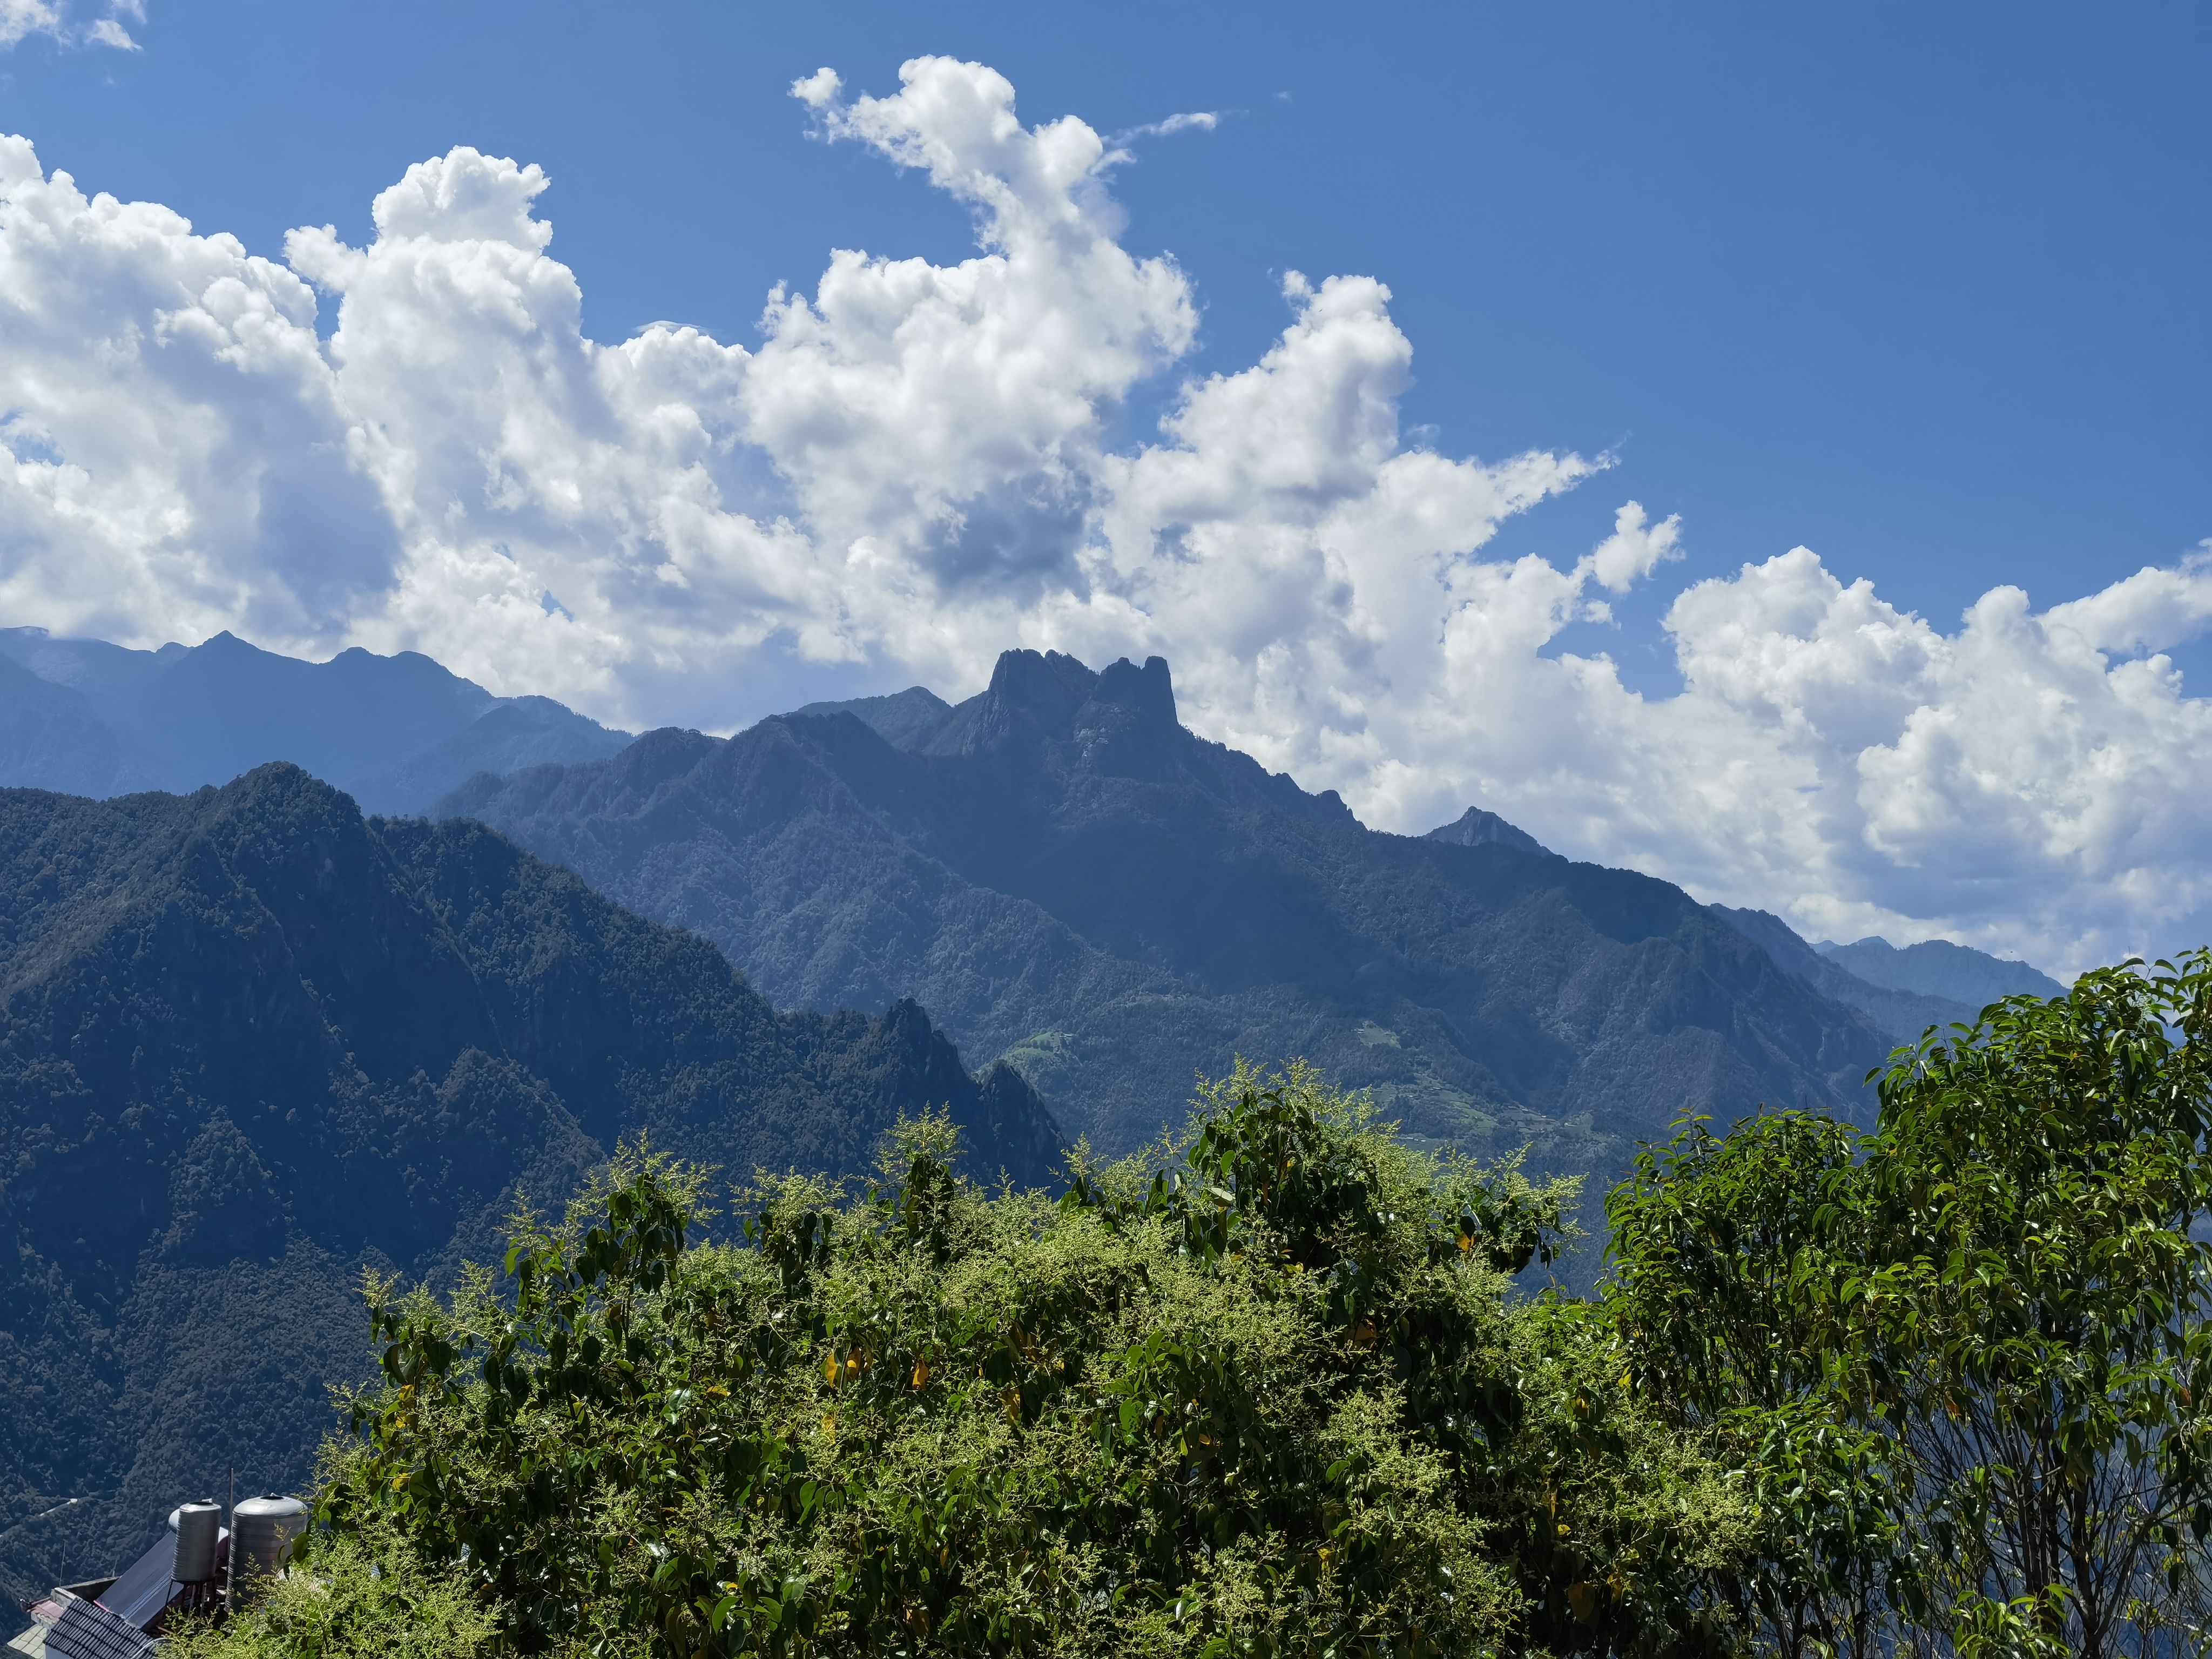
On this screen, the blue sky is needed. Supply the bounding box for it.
[0,2,2207,967]
[9,1,2206,682]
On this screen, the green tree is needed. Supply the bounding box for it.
[165,1528,500,1659]
[301,1064,1752,1657]
[1605,1110,1909,1658]
[1609,951,2212,1658]
[1856,952,2212,1656]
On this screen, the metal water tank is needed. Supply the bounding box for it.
[170,1501,222,1584]
[228,1495,307,1604]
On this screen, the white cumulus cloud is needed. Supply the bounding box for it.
[0,53,2207,975]
[1382,542,2212,973]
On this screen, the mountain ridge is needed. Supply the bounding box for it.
[0,764,1057,1607]
[1815,934,2066,1005]
[0,626,631,813]
[440,649,1896,1181]
[1709,905,1984,1044]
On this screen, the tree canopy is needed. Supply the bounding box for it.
[188,953,2212,1657]
[1608,950,2212,1656]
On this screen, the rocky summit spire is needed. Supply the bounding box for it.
[933,648,1183,761]
[1092,655,1176,727]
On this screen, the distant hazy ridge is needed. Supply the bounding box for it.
[0,627,630,813]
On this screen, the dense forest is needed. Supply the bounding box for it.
[179,952,2212,1657]
[0,767,1057,1607]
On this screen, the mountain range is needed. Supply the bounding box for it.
[0,765,1056,1609]
[0,627,630,813]
[0,625,2073,1620]
[1812,933,2062,1006]
[440,649,2008,1188]
[1709,907,2021,1045]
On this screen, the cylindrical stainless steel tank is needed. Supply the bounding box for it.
[228,1494,307,1606]
[170,1501,222,1583]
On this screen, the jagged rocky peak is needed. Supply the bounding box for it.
[1092,654,1177,726]
[1424,805,1549,857]
[790,651,1181,759]
[768,646,1347,823]
[926,648,1181,763]
[972,649,1171,733]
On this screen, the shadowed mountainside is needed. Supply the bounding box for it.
[0,765,1056,1608]
[441,649,1894,1186]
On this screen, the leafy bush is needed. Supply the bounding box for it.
[307,1063,1749,1657]
[165,1529,500,1659]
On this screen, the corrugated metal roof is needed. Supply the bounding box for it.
[92,1533,175,1634]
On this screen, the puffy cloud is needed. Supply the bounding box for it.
[0,134,385,649]
[0,0,65,47]
[0,56,2207,974]
[760,57,1197,594]
[0,0,138,49]
[1349,542,2212,973]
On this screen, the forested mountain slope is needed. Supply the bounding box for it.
[0,626,629,812]
[0,766,1056,1607]
[441,649,1892,1176]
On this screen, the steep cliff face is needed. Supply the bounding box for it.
[443,649,1891,1174]
[0,766,1057,1606]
